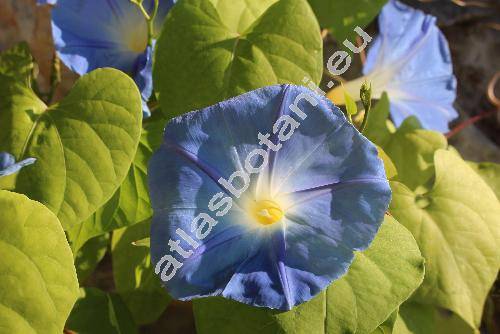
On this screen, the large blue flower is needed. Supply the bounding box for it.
[148,84,391,310]
[329,0,458,133]
[0,152,36,177]
[49,0,176,117]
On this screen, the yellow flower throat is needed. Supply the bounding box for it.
[249,200,284,226]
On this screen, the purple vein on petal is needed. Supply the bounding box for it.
[267,84,291,174]
[256,84,291,195]
[282,178,388,210]
[221,240,263,297]
[105,0,123,19]
[162,139,234,197]
[185,224,250,262]
[273,122,349,195]
[271,227,293,310]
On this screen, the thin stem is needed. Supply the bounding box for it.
[147,0,160,45]
[359,82,372,133]
[445,109,498,139]
[446,73,500,138]
[131,1,151,20]
[360,108,370,133]
[130,0,159,46]
[147,20,154,45]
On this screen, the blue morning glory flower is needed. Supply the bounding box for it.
[148,84,391,310]
[0,152,36,177]
[329,0,458,133]
[50,0,176,117]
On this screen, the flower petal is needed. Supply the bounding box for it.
[268,87,387,196]
[52,0,146,74]
[0,152,36,177]
[159,85,289,190]
[283,179,391,252]
[134,45,154,118]
[0,152,16,170]
[149,144,264,300]
[151,208,263,300]
[363,0,458,132]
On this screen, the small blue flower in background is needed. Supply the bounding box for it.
[37,0,57,5]
[148,84,391,310]
[330,0,458,133]
[47,0,176,117]
[0,152,36,177]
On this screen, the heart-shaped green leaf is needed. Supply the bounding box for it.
[112,118,165,226]
[74,233,109,282]
[112,220,171,325]
[383,119,447,191]
[377,146,397,180]
[66,118,165,251]
[390,149,500,329]
[0,190,79,333]
[393,302,474,334]
[371,310,398,334]
[363,92,392,147]
[66,288,137,334]
[364,103,447,191]
[469,161,500,200]
[154,0,323,118]
[66,191,119,253]
[194,216,424,334]
[0,68,142,229]
[308,0,387,44]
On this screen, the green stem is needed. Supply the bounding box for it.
[360,108,370,133]
[147,0,159,45]
[131,1,151,20]
[359,81,372,133]
[131,0,159,46]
